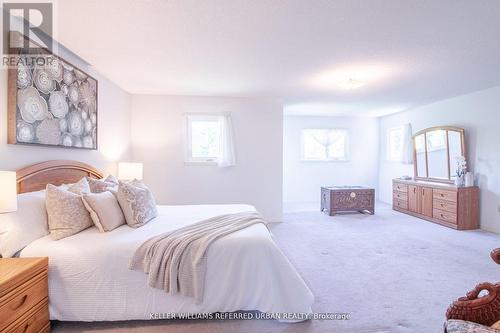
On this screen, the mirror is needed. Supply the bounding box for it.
[448,131,463,180]
[426,129,448,179]
[415,134,427,178]
[413,127,466,183]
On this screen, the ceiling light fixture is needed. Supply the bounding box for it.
[337,78,365,90]
[310,64,396,91]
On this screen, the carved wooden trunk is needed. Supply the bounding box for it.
[321,186,375,216]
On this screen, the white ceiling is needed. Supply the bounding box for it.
[55,0,500,116]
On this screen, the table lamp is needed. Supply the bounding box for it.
[0,171,17,213]
[118,163,143,181]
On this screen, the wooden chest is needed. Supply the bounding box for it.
[321,186,375,216]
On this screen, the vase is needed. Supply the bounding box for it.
[465,172,474,187]
[455,175,464,187]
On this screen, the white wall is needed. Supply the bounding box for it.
[0,55,132,175]
[283,116,380,204]
[130,95,283,221]
[378,86,500,233]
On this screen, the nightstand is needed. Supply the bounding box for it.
[0,257,50,333]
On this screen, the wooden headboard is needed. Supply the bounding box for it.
[16,160,103,194]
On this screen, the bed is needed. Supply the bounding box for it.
[13,160,314,322]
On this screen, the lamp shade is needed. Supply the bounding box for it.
[118,163,143,180]
[0,171,17,213]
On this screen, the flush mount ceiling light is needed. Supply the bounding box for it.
[337,78,366,90]
[310,64,395,91]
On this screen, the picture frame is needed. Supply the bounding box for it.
[7,32,98,150]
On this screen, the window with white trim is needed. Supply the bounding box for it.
[185,115,222,163]
[301,129,349,161]
[387,126,405,161]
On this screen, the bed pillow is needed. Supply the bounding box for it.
[86,177,117,193]
[116,181,157,228]
[0,190,49,258]
[67,177,91,194]
[104,174,119,185]
[82,192,125,232]
[45,184,93,240]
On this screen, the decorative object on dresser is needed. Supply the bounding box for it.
[321,186,375,216]
[0,257,50,333]
[7,31,98,150]
[393,126,479,230]
[393,179,479,230]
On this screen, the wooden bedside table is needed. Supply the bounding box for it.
[0,257,50,333]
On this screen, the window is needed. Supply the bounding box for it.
[301,129,349,161]
[185,115,222,163]
[387,126,405,161]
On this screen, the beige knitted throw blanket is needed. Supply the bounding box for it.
[129,211,267,302]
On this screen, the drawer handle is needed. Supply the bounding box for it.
[441,203,445,207]
[441,193,445,197]
[441,214,445,218]
[12,294,28,310]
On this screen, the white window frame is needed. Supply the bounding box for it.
[386,125,405,162]
[300,128,350,162]
[185,114,222,165]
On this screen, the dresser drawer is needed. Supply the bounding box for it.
[433,208,458,224]
[7,300,49,333]
[433,198,457,213]
[0,272,47,331]
[433,189,457,203]
[393,191,408,201]
[393,183,408,193]
[393,199,408,210]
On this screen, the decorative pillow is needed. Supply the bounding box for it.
[104,174,119,185]
[86,177,117,193]
[0,190,49,257]
[445,320,500,333]
[116,181,157,228]
[82,192,125,232]
[45,184,93,240]
[67,177,91,194]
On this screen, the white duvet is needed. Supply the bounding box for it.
[20,204,314,322]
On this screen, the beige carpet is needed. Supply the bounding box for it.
[52,203,500,332]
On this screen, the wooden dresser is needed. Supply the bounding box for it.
[0,257,50,333]
[392,179,479,230]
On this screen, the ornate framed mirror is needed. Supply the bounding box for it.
[413,126,466,183]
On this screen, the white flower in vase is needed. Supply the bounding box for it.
[455,156,467,186]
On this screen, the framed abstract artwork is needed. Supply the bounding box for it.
[7,33,98,149]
